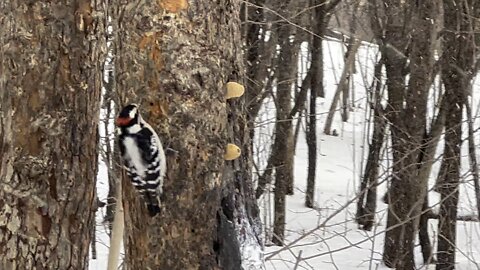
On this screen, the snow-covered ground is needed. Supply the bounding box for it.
[88,39,480,269]
[258,40,480,270]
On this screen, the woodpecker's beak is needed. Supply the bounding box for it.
[115,117,132,126]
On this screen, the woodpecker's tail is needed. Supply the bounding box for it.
[147,203,161,216]
[144,192,161,217]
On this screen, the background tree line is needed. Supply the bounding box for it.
[1,0,480,269]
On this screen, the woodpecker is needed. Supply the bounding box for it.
[116,103,166,216]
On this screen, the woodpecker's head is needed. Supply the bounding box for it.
[116,103,140,127]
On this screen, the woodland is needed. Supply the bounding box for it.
[1,0,480,270]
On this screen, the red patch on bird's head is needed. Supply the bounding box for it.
[115,117,132,127]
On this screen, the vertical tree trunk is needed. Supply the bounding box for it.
[271,17,298,245]
[436,1,476,269]
[466,101,480,219]
[356,58,385,231]
[436,91,462,270]
[0,0,105,269]
[382,1,437,269]
[244,0,276,122]
[113,1,262,269]
[419,195,434,264]
[341,2,361,123]
[379,2,410,264]
[306,0,326,208]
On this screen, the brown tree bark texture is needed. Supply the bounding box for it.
[381,1,437,269]
[0,0,105,269]
[437,1,477,269]
[112,1,259,269]
[271,18,297,245]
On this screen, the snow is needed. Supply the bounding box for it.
[257,39,480,270]
[88,38,480,269]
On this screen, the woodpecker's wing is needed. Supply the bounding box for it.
[134,126,164,190]
[135,127,159,163]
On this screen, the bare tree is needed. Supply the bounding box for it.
[243,0,277,123]
[356,57,386,231]
[377,1,438,268]
[0,0,105,268]
[322,38,360,135]
[271,7,298,245]
[436,1,478,269]
[306,0,342,208]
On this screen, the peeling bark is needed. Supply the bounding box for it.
[0,0,105,269]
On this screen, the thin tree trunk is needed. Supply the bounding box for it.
[466,101,480,219]
[244,0,277,122]
[103,36,117,229]
[107,176,124,270]
[323,39,361,135]
[356,57,385,231]
[305,0,341,207]
[256,68,312,199]
[419,195,434,264]
[417,95,447,264]
[0,0,105,268]
[306,0,326,208]
[436,1,476,268]
[380,5,411,264]
[341,2,360,123]
[272,15,298,245]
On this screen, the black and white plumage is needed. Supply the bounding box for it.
[116,104,166,216]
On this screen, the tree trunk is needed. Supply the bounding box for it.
[356,58,385,231]
[419,195,434,264]
[271,12,299,246]
[382,1,437,269]
[0,0,105,269]
[466,101,480,219]
[323,39,360,135]
[113,1,262,269]
[306,0,326,208]
[380,2,410,264]
[107,176,124,270]
[416,97,447,264]
[255,69,312,199]
[436,1,476,269]
[244,0,276,122]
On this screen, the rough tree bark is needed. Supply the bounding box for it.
[112,0,263,269]
[436,1,477,269]
[381,1,437,269]
[0,0,105,269]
